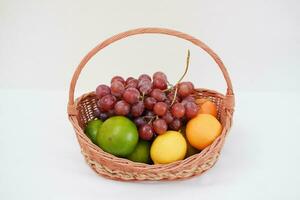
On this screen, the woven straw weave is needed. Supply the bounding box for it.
[67,28,235,181]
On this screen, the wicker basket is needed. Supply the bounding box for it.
[67,27,235,181]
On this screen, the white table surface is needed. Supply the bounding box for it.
[0,89,299,200]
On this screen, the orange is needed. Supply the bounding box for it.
[186,114,222,150]
[198,100,217,117]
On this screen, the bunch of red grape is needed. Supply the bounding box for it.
[95,72,199,141]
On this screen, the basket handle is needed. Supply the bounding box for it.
[67,27,234,115]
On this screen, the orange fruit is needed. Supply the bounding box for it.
[198,100,218,117]
[186,114,222,150]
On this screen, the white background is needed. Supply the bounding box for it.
[0,0,300,199]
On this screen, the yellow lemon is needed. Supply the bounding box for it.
[150,131,187,164]
[186,114,222,150]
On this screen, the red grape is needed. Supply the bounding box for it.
[138,124,154,140]
[131,101,144,117]
[93,108,101,118]
[144,97,157,110]
[153,102,168,116]
[153,78,167,90]
[164,99,172,106]
[138,78,151,88]
[126,77,134,84]
[139,82,152,95]
[98,112,109,121]
[153,71,167,81]
[171,103,185,118]
[186,81,194,90]
[138,74,151,82]
[162,111,174,124]
[138,78,152,95]
[181,95,196,106]
[106,109,115,117]
[169,119,182,131]
[144,110,155,117]
[98,94,116,112]
[178,82,194,97]
[95,84,110,98]
[153,119,168,134]
[167,91,181,103]
[183,95,195,102]
[111,76,125,84]
[151,89,167,101]
[111,81,125,97]
[114,100,130,116]
[134,117,146,127]
[126,79,138,88]
[123,88,140,104]
[185,102,199,119]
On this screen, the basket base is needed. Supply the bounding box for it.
[81,148,220,181]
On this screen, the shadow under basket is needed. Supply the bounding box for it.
[67,28,235,181]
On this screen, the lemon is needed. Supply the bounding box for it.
[150,131,187,164]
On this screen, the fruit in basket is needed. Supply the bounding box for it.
[153,118,168,135]
[111,81,125,97]
[162,111,174,124]
[114,100,130,116]
[186,114,222,150]
[127,140,151,164]
[134,117,147,127]
[123,87,140,104]
[153,78,167,90]
[186,140,201,157]
[151,89,167,101]
[180,127,201,158]
[171,103,185,118]
[97,116,138,157]
[197,99,218,117]
[184,102,198,119]
[111,76,125,84]
[150,131,187,164]
[144,97,157,110]
[93,50,206,162]
[169,118,182,131]
[138,124,154,140]
[178,82,194,97]
[131,101,145,117]
[96,84,111,98]
[84,119,103,143]
[97,94,117,112]
[153,102,168,116]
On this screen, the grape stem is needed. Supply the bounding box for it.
[140,93,145,101]
[170,87,178,106]
[143,116,155,119]
[170,49,190,106]
[147,116,156,124]
[176,49,190,85]
[163,82,174,92]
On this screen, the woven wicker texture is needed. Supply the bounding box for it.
[67,28,235,181]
